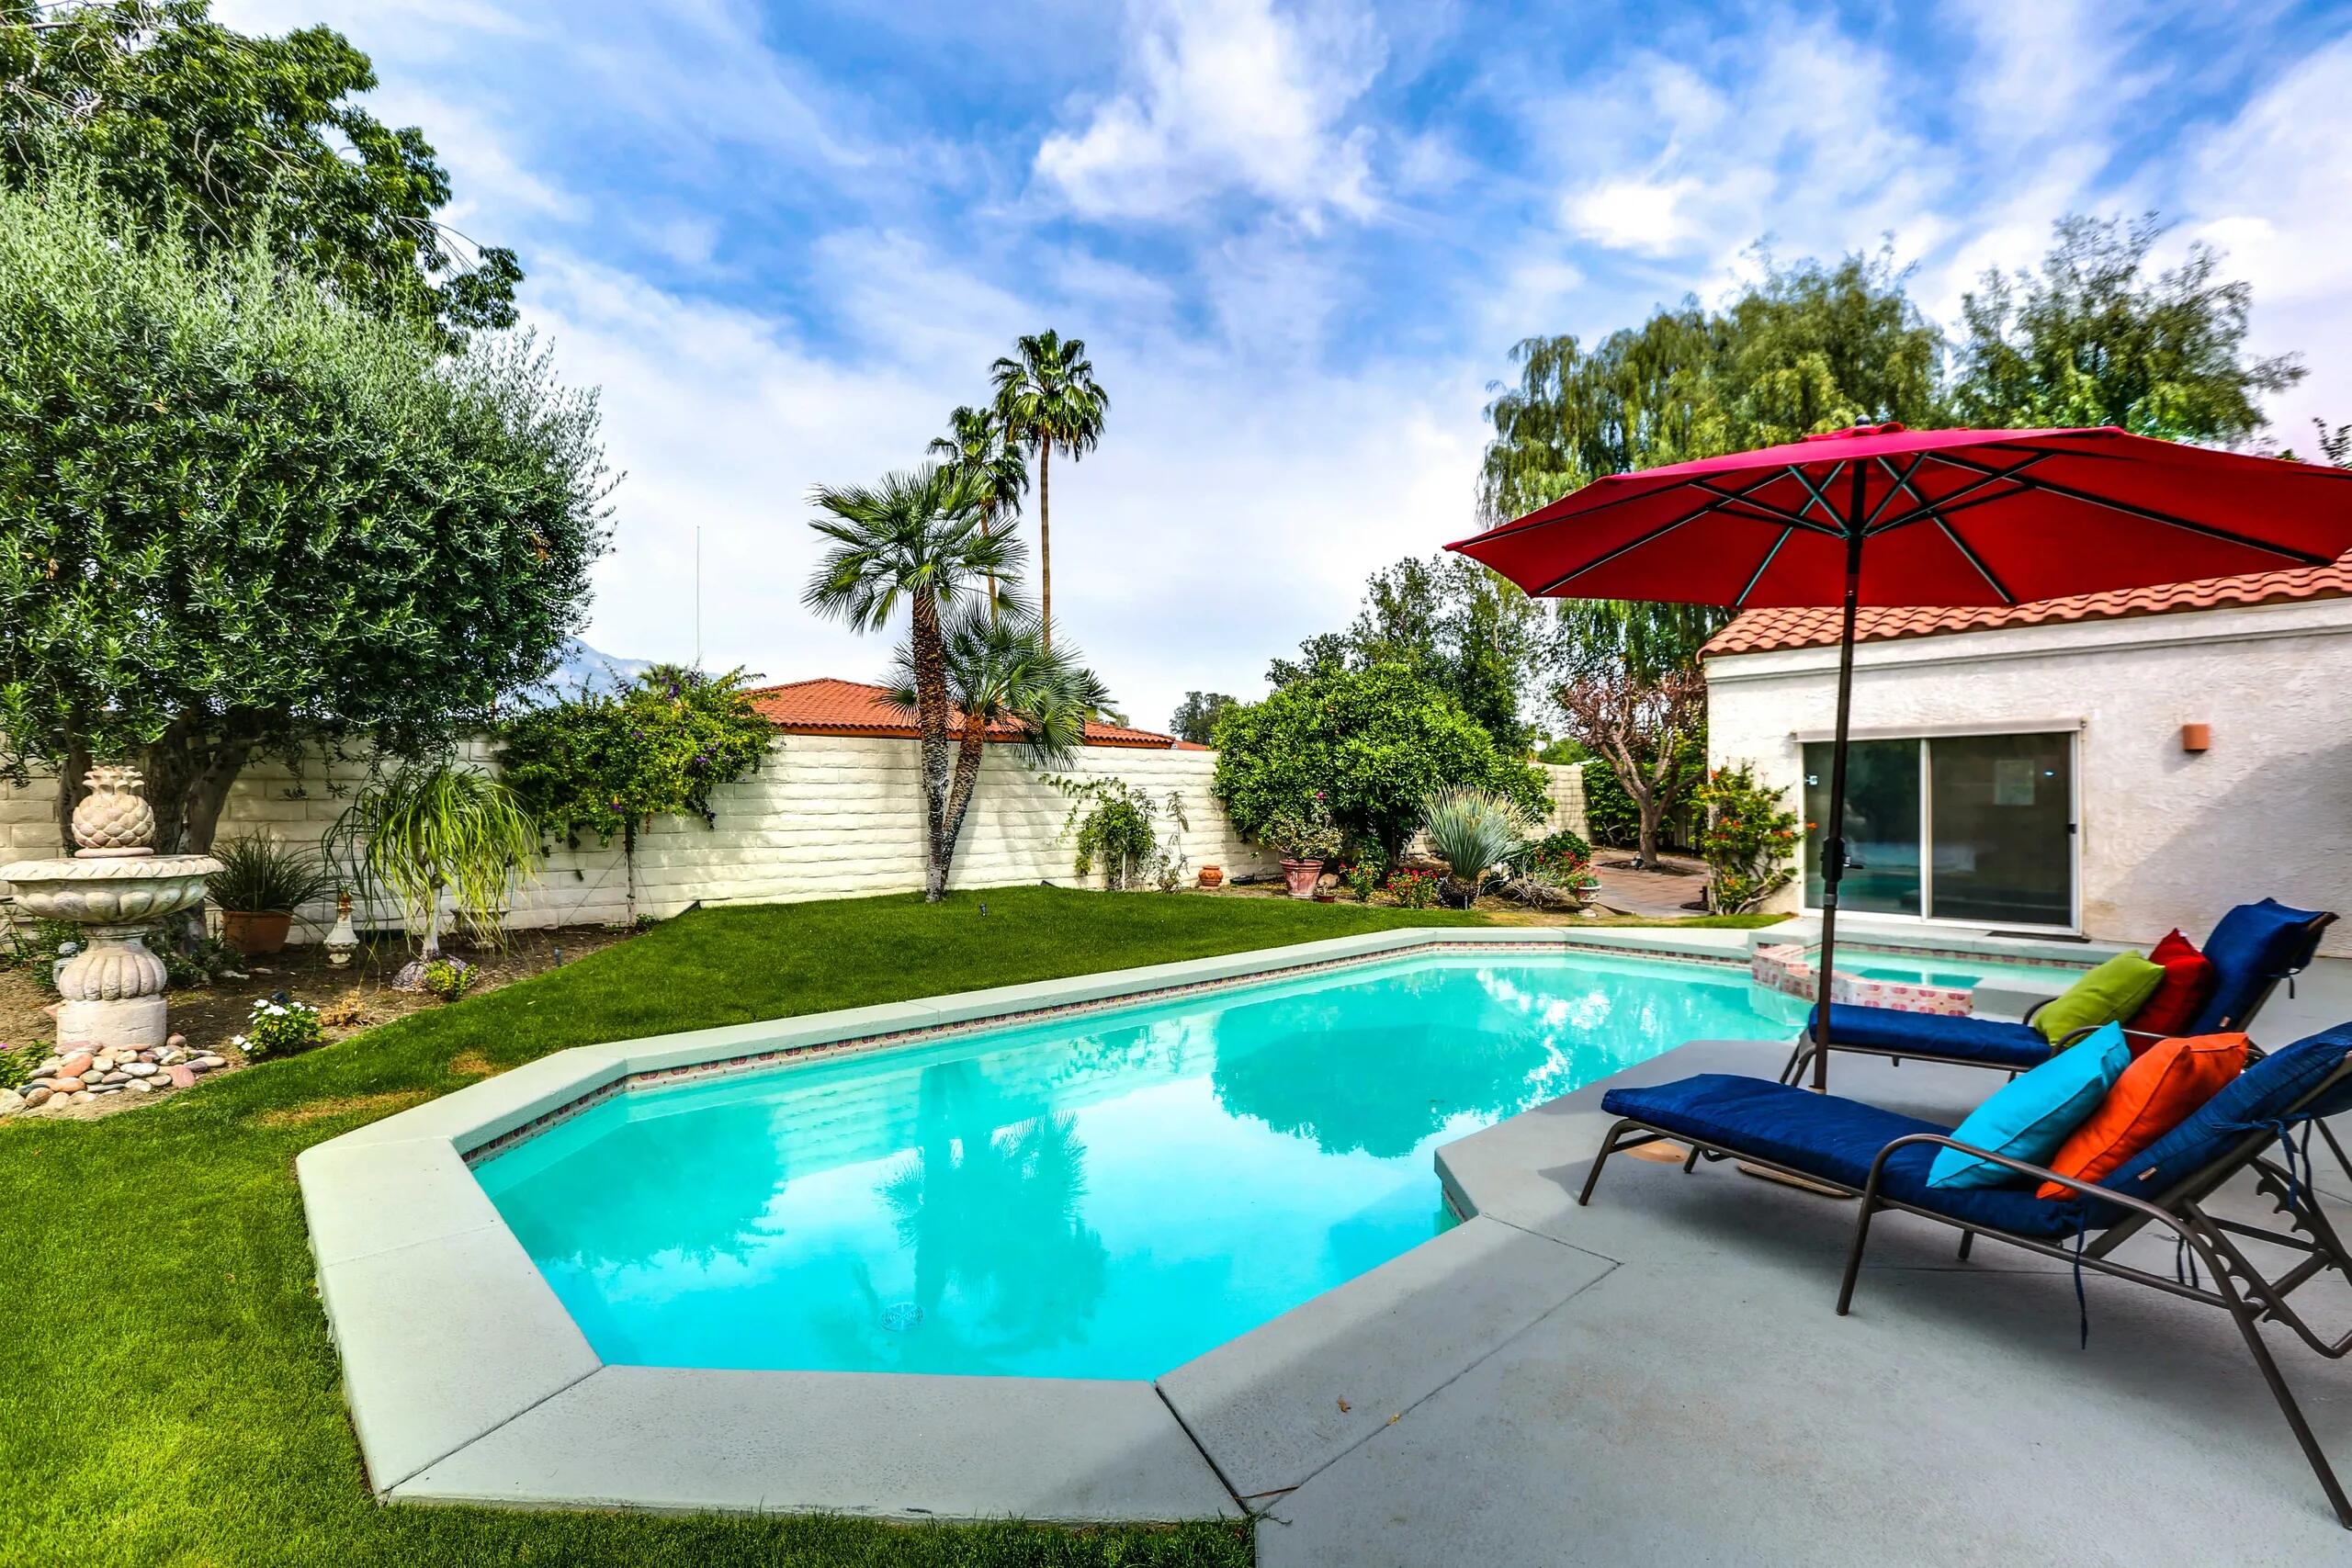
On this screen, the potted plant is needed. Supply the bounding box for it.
[208,835,333,955]
[1262,793,1341,899]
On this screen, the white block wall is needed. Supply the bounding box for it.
[1,736,1589,937]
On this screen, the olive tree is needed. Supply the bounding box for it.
[0,175,611,853]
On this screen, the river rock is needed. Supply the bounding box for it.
[37,1056,62,1077]
[129,1078,153,1093]
[192,1057,225,1072]
[23,1086,51,1108]
[120,1061,157,1078]
[167,1066,195,1089]
[51,1077,84,1094]
[98,1071,130,1086]
[0,1089,21,1116]
[71,1090,94,1103]
[58,1052,94,1079]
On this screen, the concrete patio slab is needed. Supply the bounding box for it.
[391,1365,1239,1522]
[313,1223,599,1491]
[1260,1243,2352,1566]
[1159,1214,1614,1503]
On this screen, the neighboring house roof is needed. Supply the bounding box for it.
[745,678,1182,749]
[1702,557,2352,659]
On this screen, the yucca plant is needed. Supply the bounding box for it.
[1419,787,1534,909]
[329,762,540,963]
[206,835,334,915]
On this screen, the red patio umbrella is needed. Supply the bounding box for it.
[1448,423,2352,1089]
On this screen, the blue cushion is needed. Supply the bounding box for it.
[1600,1073,2098,1238]
[1929,1023,2133,1189]
[2190,898,2328,1033]
[1810,1004,2055,1070]
[2101,1024,2352,1201]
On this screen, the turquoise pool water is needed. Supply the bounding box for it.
[477,951,1794,1381]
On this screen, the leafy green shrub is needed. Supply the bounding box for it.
[1695,762,1801,914]
[159,933,242,990]
[0,915,82,995]
[1213,662,1547,861]
[0,1043,41,1092]
[1050,778,1189,890]
[329,762,539,956]
[1340,852,1385,903]
[500,665,773,920]
[233,996,324,1061]
[420,957,475,1003]
[1521,829,1595,879]
[207,835,334,914]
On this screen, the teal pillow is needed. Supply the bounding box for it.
[2035,952,2166,1044]
[1928,1022,2133,1190]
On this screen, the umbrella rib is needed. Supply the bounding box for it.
[1687,478,1845,535]
[1931,518,2018,604]
[1862,454,1934,528]
[1924,452,2340,565]
[1864,453,2051,536]
[1782,462,1849,531]
[1530,484,1827,595]
[1733,527,1791,606]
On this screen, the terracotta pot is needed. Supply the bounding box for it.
[220,909,292,956]
[1197,865,1225,889]
[1280,858,1325,899]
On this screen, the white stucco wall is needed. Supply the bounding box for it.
[1705,596,2352,956]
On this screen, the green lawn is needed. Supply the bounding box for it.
[0,887,1492,1568]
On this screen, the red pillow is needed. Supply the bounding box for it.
[2037,1032,2246,1199]
[2128,928,2217,1040]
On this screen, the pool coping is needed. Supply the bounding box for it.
[297,922,1760,1522]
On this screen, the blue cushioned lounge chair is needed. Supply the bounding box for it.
[1782,899,2337,1087]
[1581,1026,2352,1528]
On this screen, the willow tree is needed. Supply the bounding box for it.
[0,175,611,855]
[990,331,1107,645]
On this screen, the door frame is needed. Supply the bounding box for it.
[1799,725,2081,934]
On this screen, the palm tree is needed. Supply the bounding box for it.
[888,605,1109,863]
[804,464,1019,901]
[926,405,1029,611]
[989,331,1108,646]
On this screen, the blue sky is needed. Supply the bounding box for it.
[220,0,2352,731]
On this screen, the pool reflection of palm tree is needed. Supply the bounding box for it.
[863,1059,1109,1369]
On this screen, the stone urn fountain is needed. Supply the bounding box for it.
[2,766,220,1050]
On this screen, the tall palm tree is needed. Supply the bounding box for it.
[804,464,1018,901]
[888,605,1109,863]
[989,330,1108,646]
[925,404,1029,608]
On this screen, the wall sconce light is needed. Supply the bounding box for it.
[2181,723,2211,753]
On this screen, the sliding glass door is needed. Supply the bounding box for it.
[1804,730,2075,929]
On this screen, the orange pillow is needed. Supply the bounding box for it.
[2036,1032,2247,1199]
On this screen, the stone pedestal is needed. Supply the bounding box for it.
[58,994,170,1051]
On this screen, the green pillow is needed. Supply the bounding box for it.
[2036,952,2166,1044]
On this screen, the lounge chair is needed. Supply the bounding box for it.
[1581,1026,2352,1528]
[1781,899,2337,1086]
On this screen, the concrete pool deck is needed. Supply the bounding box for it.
[297,927,2352,1558]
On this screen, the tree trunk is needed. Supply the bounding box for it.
[623,820,639,926]
[52,733,92,852]
[1634,793,1663,869]
[1038,443,1053,648]
[938,720,989,866]
[908,595,956,901]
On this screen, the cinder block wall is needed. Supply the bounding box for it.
[1,740,1589,939]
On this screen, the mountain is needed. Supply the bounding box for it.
[527,639,658,704]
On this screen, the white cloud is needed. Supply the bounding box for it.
[1035,0,1387,225]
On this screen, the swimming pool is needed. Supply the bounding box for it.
[475,950,1795,1381]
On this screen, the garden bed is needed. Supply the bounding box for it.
[2,924,639,1122]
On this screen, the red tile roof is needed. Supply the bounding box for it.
[1702,557,2352,658]
[745,678,1182,749]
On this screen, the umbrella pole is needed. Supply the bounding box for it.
[1811,476,1867,1093]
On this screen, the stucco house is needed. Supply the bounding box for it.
[1703,558,2352,956]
